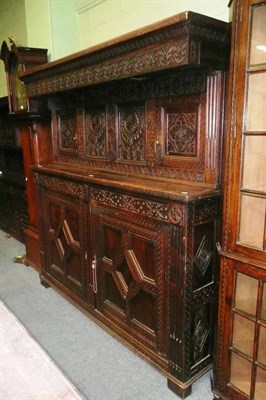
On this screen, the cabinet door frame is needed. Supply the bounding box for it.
[89,200,171,357]
[216,257,266,400]
[223,0,266,262]
[40,187,87,299]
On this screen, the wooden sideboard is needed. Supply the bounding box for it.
[21,12,230,398]
[0,40,48,269]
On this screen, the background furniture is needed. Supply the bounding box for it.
[213,1,266,399]
[21,12,230,398]
[0,96,27,242]
[0,40,48,269]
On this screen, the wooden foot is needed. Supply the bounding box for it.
[167,378,192,399]
[40,278,50,289]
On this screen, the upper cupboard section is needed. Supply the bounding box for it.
[21,11,230,187]
[50,69,226,186]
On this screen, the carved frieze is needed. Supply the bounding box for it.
[90,187,184,225]
[37,175,85,198]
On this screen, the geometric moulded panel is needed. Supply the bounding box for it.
[194,235,213,276]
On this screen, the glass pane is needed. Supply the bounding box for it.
[262,283,266,322]
[230,351,252,396]
[254,366,266,400]
[232,313,255,357]
[235,272,258,316]
[239,194,266,249]
[258,325,266,366]
[246,72,266,132]
[249,4,266,67]
[242,135,266,191]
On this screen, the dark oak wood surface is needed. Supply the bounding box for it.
[21,11,230,398]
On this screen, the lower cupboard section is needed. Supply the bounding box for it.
[36,174,221,398]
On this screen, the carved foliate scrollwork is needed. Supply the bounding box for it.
[84,109,106,157]
[26,40,189,96]
[118,104,146,162]
[58,113,77,151]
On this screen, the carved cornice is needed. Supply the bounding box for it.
[21,12,229,97]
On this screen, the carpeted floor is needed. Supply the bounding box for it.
[0,230,214,400]
[1,300,85,400]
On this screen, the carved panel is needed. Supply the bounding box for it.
[157,95,205,180]
[117,103,146,162]
[57,112,77,154]
[43,191,85,297]
[84,108,107,158]
[92,208,168,353]
[194,234,213,276]
[191,303,211,364]
[166,112,197,156]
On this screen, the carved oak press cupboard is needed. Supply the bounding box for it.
[20,12,230,398]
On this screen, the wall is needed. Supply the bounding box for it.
[0,0,28,96]
[77,0,229,49]
[0,0,229,98]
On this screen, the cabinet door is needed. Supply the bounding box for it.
[41,190,86,298]
[217,258,266,400]
[90,203,170,356]
[226,0,266,260]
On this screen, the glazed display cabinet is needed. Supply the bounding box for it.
[213,1,266,399]
[21,12,230,398]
